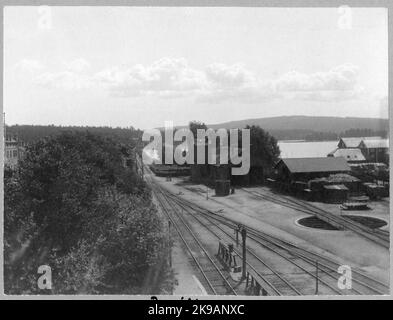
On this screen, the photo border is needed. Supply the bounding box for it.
[0,0,391,300]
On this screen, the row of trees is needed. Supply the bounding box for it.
[304,128,388,141]
[188,121,281,184]
[5,124,144,145]
[4,132,174,294]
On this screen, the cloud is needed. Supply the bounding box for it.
[272,64,362,101]
[198,63,278,103]
[273,64,359,92]
[14,59,44,73]
[34,58,92,90]
[35,71,93,90]
[199,63,362,103]
[64,58,91,73]
[94,58,205,97]
[205,63,256,88]
[18,57,363,103]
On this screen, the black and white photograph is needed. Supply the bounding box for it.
[1,4,390,298]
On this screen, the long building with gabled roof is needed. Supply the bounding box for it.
[274,157,350,182]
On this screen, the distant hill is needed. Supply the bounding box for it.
[6,116,389,145]
[208,116,389,133]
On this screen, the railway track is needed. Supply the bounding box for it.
[146,174,238,296]
[242,188,390,249]
[143,165,389,295]
[161,187,389,295]
[166,194,303,296]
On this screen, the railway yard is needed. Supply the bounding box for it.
[144,166,390,297]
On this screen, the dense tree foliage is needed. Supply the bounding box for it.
[5,124,143,146]
[246,125,280,169]
[187,121,280,184]
[189,121,207,137]
[6,123,386,145]
[303,128,388,141]
[241,125,280,183]
[340,128,388,139]
[4,132,173,294]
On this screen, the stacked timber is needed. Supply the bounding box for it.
[215,179,231,196]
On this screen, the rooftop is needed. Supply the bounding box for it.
[339,136,385,148]
[277,157,350,173]
[327,148,366,162]
[359,139,389,149]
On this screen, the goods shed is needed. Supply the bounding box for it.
[274,157,351,182]
[327,148,366,163]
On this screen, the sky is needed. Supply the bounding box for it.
[3,6,389,129]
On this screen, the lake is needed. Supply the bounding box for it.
[278,140,339,158]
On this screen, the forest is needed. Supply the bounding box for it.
[4,131,174,294]
[6,124,387,145]
[5,124,144,145]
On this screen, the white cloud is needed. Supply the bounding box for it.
[94,58,205,97]
[199,63,362,103]
[205,63,256,88]
[273,64,359,92]
[272,64,362,101]
[18,57,364,104]
[14,59,44,73]
[198,63,278,103]
[35,71,92,90]
[64,58,91,73]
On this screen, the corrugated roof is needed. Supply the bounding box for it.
[328,148,366,161]
[340,137,363,148]
[278,157,350,173]
[339,136,383,148]
[360,139,389,149]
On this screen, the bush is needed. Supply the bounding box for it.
[4,132,174,294]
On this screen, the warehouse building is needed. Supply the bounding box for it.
[358,139,389,163]
[336,136,389,164]
[273,158,356,203]
[274,157,351,182]
[327,148,366,163]
[337,136,381,149]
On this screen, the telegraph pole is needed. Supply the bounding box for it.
[241,226,247,279]
[315,261,319,295]
[3,112,5,142]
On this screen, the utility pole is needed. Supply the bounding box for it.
[3,112,5,144]
[168,220,172,268]
[241,226,247,279]
[141,154,144,177]
[315,261,319,295]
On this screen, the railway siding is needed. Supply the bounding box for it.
[242,188,389,249]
